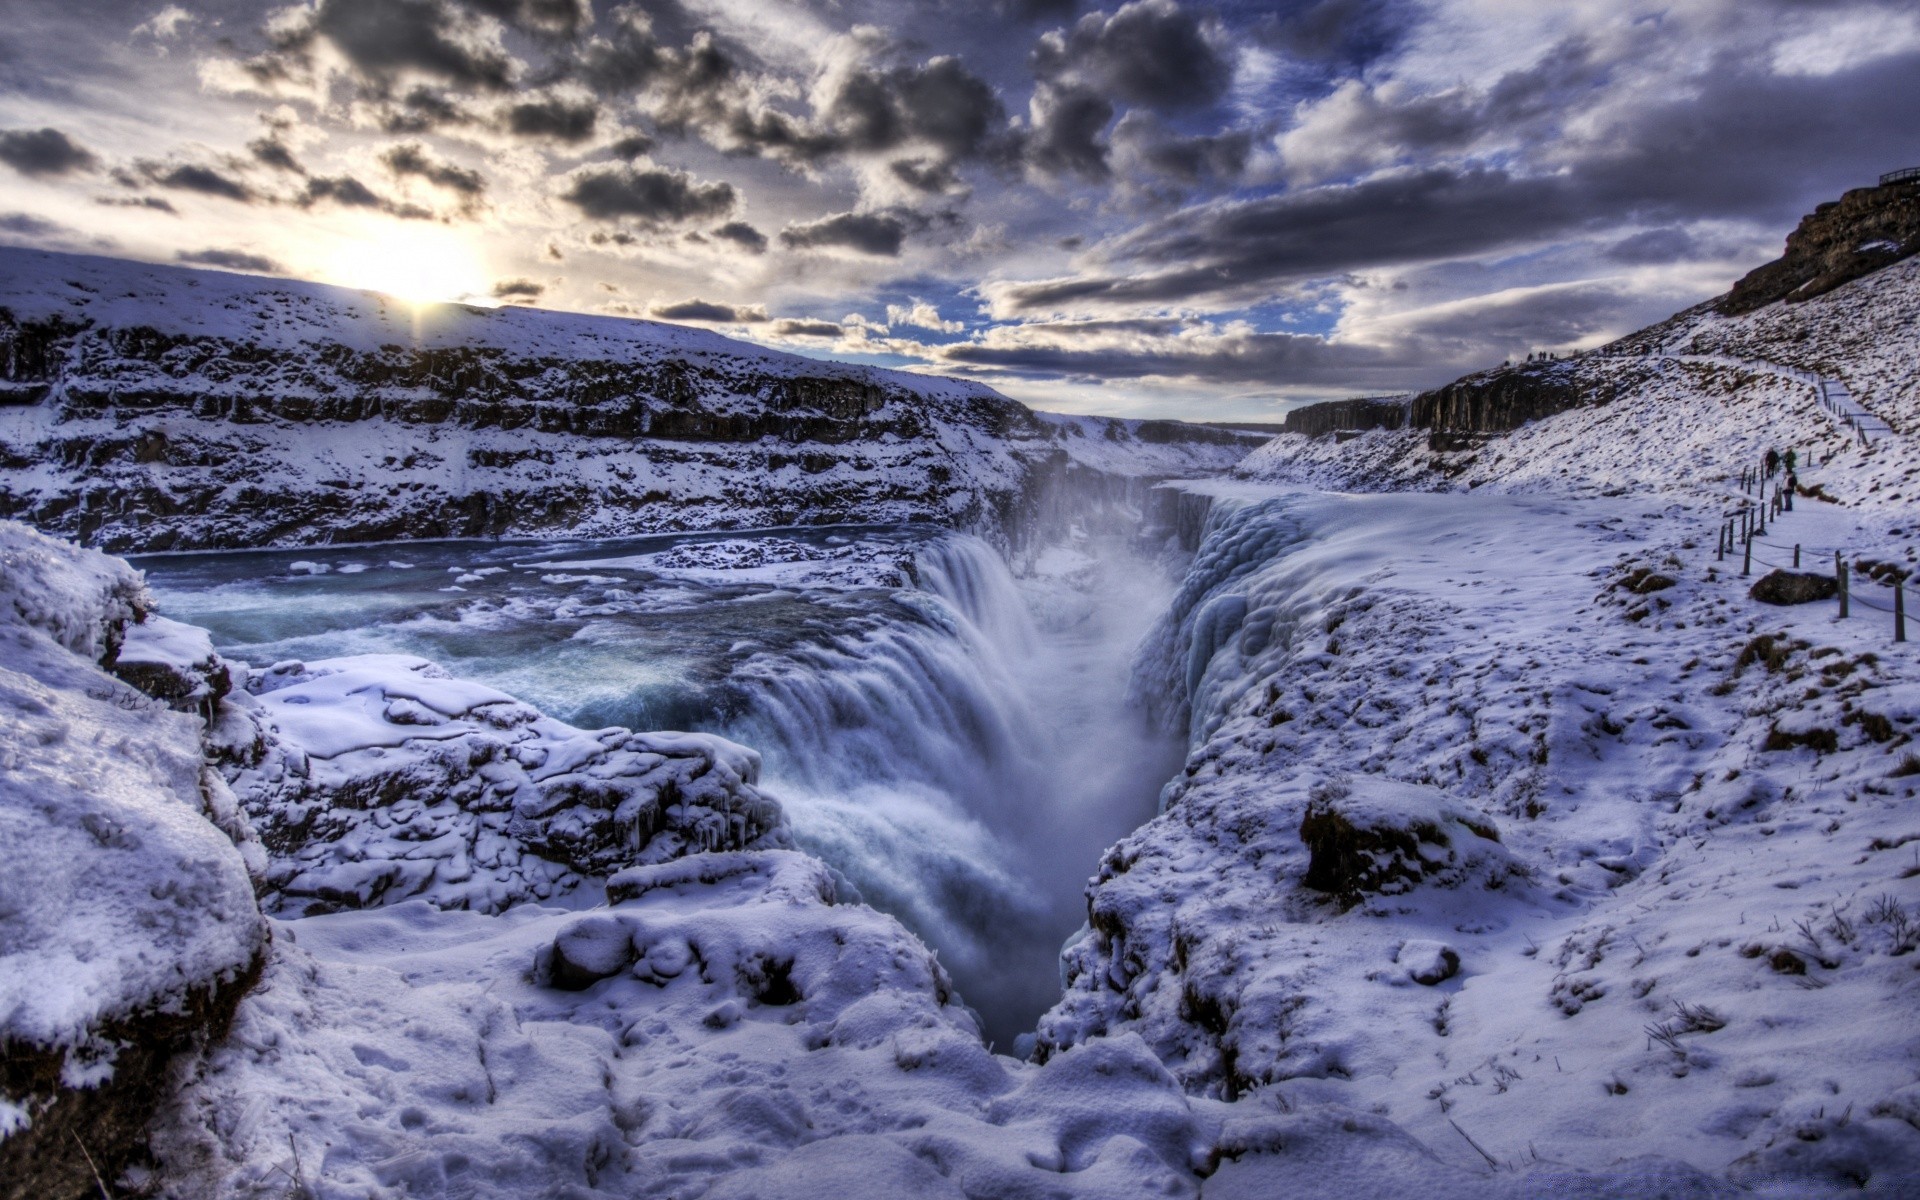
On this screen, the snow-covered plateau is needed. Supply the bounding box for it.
[4,224,1920,1197]
[0,247,1251,553]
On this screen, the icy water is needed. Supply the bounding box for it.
[135,526,1182,1046]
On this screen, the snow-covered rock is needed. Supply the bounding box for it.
[0,521,265,1198]
[220,654,787,915]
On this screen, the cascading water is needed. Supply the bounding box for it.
[136,524,1184,1047]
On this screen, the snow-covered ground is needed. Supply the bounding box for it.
[1039,484,1920,1190]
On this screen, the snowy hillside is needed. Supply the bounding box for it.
[0,248,1253,553]
[1234,254,1920,509]
[1021,220,1920,1190]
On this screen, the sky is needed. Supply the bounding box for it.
[1,0,1917,420]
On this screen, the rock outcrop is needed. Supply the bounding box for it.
[1719,177,1920,315]
[1279,396,1411,439]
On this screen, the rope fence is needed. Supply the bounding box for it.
[1711,452,1909,643]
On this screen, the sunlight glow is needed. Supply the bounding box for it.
[325,225,491,306]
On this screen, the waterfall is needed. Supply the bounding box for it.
[721,530,1177,1047]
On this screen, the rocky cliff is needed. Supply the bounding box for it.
[1718,176,1920,315]
[0,248,1253,553]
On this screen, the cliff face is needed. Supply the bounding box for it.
[1718,178,1920,315]
[0,249,1252,552]
[1278,396,1410,438]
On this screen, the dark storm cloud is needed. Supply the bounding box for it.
[504,93,599,141]
[936,325,1389,385]
[98,196,179,214]
[380,87,476,134]
[996,167,1577,312]
[299,174,436,219]
[561,163,737,223]
[492,276,544,298]
[460,0,591,37]
[1033,0,1231,111]
[0,212,68,237]
[1000,44,1920,314]
[779,211,907,256]
[712,221,768,253]
[177,247,282,272]
[128,161,257,203]
[1604,228,1698,265]
[0,127,97,177]
[248,137,306,174]
[1111,112,1249,185]
[649,299,767,322]
[1025,84,1113,180]
[820,57,1005,161]
[773,318,843,337]
[382,143,486,196]
[276,0,519,92]
[608,132,655,159]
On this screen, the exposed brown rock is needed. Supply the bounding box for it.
[1718,179,1920,315]
[1749,569,1839,605]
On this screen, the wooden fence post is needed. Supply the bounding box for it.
[1837,552,1848,619]
[1794,544,1801,569]
[1898,576,1907,643]
[1743,531,1752,577]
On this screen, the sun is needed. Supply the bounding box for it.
[326,225,491,306]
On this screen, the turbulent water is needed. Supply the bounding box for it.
[136,525,1182,1045]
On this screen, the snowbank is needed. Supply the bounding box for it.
[0,521,265,1196]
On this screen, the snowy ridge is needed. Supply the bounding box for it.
[1235,252,1920,510]
[0,247,1254,554]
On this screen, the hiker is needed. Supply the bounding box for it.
[1784,447,1797,473]
[1765,447,1780,477]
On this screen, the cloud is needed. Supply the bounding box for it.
[712,220,768,253]
[990,166,1579,314]
[274,0,520,92]
[97,196,179,214]
[560,162,737,223]
[1033,0,1232,112]
[130,161,256,202]
[779,210,907,256]
[0,212,69,237]
[461,0,592,37]
[299,174,435,219]
[772,318,844,337]
[1023,83,1113,180]
[382,142,485,196]
[1604,228,1698,265]
[133,5,197,41]
[817,56,1005,162]
[503,92,599,141]
[0,127,98,177]
[930,317,1391,386]
[887,300,963,333]
[648,298,768,322]
[249,137,306,173]
[491,277,545,299]
[176,247,282,273]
